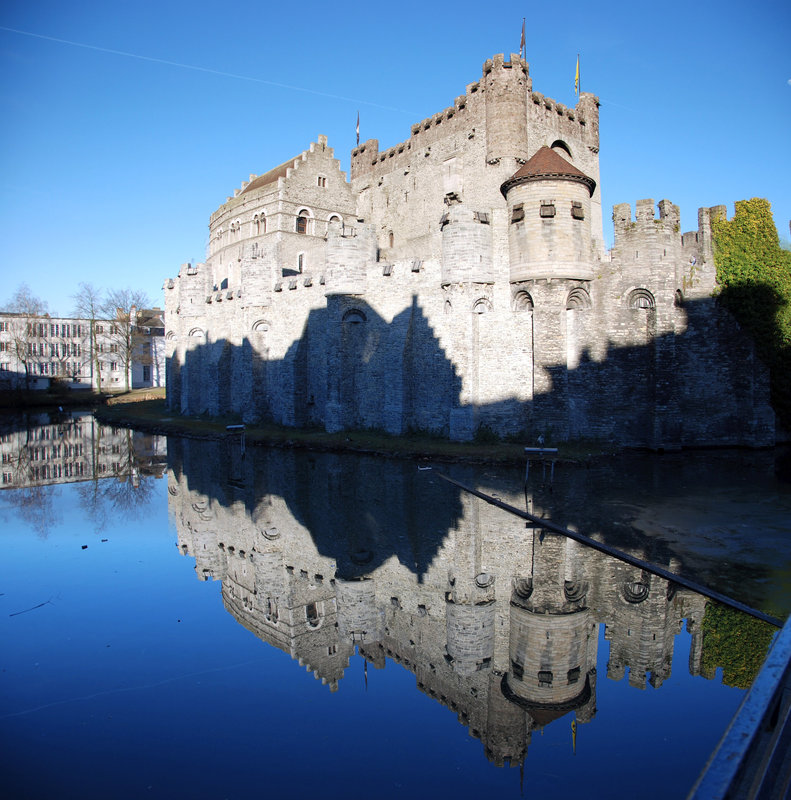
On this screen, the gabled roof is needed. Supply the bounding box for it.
[240,160,293,195]
[500,146,596,198]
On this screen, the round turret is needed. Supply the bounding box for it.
[505,599,592,709]
[484,54,529,165]
[445,600,495,675]
[440,203,494,285]
[501,146,596,282]
[335,577,384,645]
[324,220,376,296]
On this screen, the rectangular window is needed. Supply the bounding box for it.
[110,344,118,353]
[511,204,524,223]
[110,362,117,371]
[143,365,150,381]
[540,202,556,218]
[317,176,326,187]
[571,201,584,220]
[95,324,104,333]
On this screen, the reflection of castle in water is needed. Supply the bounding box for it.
[0,412,166,488]
[169,439,721,767]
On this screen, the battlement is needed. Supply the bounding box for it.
[351,54,532,181]
[613,198,680,236]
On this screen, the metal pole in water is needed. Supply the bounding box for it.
[430,470,783,629]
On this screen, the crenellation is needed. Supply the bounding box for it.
[165,54,775,449]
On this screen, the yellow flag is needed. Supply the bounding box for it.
[575,55,580,95]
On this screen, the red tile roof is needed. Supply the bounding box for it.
[500,146,596,198]
[240,160,293,195]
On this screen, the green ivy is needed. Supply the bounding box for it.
[713,199,791,427]
[700,602,775,690]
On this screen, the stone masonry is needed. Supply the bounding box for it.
[165,55,775,448]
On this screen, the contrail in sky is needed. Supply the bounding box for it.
[0,25,414,115]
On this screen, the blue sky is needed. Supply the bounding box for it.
[1,0,789,315]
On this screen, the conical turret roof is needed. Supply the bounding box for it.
[500,146,596,198]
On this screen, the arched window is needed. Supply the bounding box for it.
[296,208,312,234]
[551,139,573,161]
[472,298,492,314]
[627,288,656,309]
[622,581,650,603]
[306,602,322,628]
[566,288,592,310]
[513,291,534,312]
[342,309,367,325]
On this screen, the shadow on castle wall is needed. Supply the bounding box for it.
[167,435,466,581]
[168,289,776,450]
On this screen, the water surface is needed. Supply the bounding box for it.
[2,413,790,799]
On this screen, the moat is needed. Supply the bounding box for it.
[2,411,790,799]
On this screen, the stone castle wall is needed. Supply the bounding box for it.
[164,56,775,449]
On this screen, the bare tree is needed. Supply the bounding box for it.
[0,284,50,390]
[71,282,107,391]
[103,288,151,391]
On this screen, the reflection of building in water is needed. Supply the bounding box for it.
[0,412,166,488]
[169,446,717,767]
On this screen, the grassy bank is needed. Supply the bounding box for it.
[94,389,606,464]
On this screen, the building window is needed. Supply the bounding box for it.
[296,210,310,234]
[511,203,524,223]
[96,324,104,333]
[627,288,656,310]
[306,602,321,628]
[110,361,118,371]
[143,365,150,381]
[538,670,554,686]
[317,176,326,187]
[571,201,585,220]
[297,253,305,273]
[540,201,556,218]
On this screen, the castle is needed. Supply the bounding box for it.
[168,437,762,767]
[165,54,775,448]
